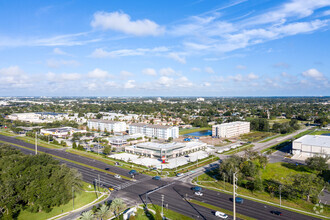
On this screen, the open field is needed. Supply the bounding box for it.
[17,182,105,220]
[310,130,330,135]
[179,127,211,135]
[0,129,16,136]
[240,131,275,142]
[223,144,254,155]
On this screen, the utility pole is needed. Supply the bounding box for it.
[98,174,101,192]
[197,155,199,183]
[35,132,37,155]
[233,172,238,220]
[72,186,74,210]
[161,194,164,217]
[98,137,99,155]
[279,184,282,207]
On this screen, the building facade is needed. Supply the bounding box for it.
[129,123,179,139]
[87,119,126,132]
[212,121,250,138]
[125,141,207,158]
[292,135,330,158]
[40,127,86,138]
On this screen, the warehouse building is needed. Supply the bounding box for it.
[129,123,179,139]
[40,127,86,138]
[292,135,330,159]
[87,119,126,132]
[212,121,250,138]
[125,141,207,158]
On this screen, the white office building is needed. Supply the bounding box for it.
[292,135,330,158]
[129,123,179,139]
[212,121,250,138]
[87,119,126,132]
[125,141,207,158]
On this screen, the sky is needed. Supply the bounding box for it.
[0,0,330,97]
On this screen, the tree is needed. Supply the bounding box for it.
[96,204,111,220]
[103,145,112,155]
[110,198,126,218]
[306,156,329,172]
[72,142,77,149]
[80,210,94,220]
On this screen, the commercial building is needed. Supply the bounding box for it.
[292,135,330,158]
[212,121,250,138]
[125,141,207,158]
[87,119,126,132]
[129,123,179,139]
[40,127,86,138]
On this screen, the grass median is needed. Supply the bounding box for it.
[0,140,132,181]
[189,199,256,220]
[179,127,211,135]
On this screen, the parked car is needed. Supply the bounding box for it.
[235,197,244,204]
[153,176,161,180]
[176,173,184,177]
[215,211,228,219]
[195,191,203,196]
[191,186,202,192]
[271,211,282,216]
[114,174,121,179]
[115,162,121,166]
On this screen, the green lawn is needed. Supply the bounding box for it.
[189,199,255,220]
[15,136,63,149]
[194,163,330,218]
[240,131,275,142]
[134,204,193,220]
[309,130,330,135]
[17,182,103,220]
[179,127,211,135]
[259,134,282,143]
[260,140,291,154]
[223,144,254,155]
[0,129,16,136]
[293,129,316,139]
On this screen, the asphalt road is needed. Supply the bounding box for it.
[0,135,323,220]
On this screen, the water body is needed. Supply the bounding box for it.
[183,130,212,137]
[321,133,330,136]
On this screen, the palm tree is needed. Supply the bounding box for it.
[80,210,94,220]
[96,204,111,220]
[110,198,126,218]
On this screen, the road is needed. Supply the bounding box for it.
[0,134,322,220]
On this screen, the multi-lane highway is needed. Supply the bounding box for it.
[0,134,323,220]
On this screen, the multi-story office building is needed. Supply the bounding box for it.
[293,135,330,158]
[129,123,179,139]
[87,119,126,132]
[212,121,250,138]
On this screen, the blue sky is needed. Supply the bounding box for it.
[0,0,329,96]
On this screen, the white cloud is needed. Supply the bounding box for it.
[124,80,136,89]
[47,59,79,68]
[53,48,68,55]
[247,73,259,80]
[236,65,246,70]
[323,10,330,16]
[0,66,24,76]
[273,62,290,68]
[105,81,119,87]
[178,76,193,87]
[159,67,176,76]
[120,70,134,78]
[0,66,32,88]
[191,67,201,72]
[230,74,243,82]
[86,82,98,91]
[61,73,81,81]
[91,11,165,36]
[88,68,110,79]
[47,72,81,82]
[168,52,186,64]
[157,76,173,87]
[90,47,168,58]
[142,68,157,76]
[202,82,211,87]
[205,67,215,74]
[302,68,325,80]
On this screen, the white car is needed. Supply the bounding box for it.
[195,191,203,196]
[114,174,121,179]
[215,211,228,219]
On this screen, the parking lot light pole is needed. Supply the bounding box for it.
[161,195,164,217]
[35,132,37,155]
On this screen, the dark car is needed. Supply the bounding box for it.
[105,168,110,171]
[153,176,161,180]
[271,211,282,216]
[129,170,138,175]
[235,197,244,204]
[191,186,202,192]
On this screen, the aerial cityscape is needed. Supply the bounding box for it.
[0,1,329,220]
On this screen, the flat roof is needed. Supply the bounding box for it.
[130,123,173,129]
[213,121,250,127]
[135,141,205,150]
[294,135,330,148]
[88,119,123,124]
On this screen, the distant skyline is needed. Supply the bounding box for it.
[0,0,329,96]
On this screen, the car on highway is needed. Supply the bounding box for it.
[271,211,283,216]
[176,173,184,177]
[129,170,138,175]
[195,191,203,196]
[153,176,161,180]
[105,168,110,170]
[235,197,243,204]
[191,186,202,192]
[215,211,228,219]
[108,187,114,191]
[114,174,121,179]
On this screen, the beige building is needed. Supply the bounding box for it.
[212,121,250,138]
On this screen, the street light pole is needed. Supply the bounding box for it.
[279,184,282,207]
[233,172,238,220]
[161,195,164,217]
[72,186,74,210]
[35,132,37,155]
